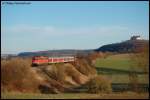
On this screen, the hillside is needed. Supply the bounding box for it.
[1,56,97,94]
[18,49,94,57]
[17,38,149,58]
[95,39,149,53]
[16,36,149,57]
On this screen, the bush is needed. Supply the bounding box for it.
[1,58,40,93]
[87,76,112,93]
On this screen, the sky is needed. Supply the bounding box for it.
[1,1,149,54]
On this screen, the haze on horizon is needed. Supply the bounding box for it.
[1,1,149,54]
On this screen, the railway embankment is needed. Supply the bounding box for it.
[1,57,97,93]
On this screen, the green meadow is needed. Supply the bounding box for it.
[95,54,145,74]
[94,53,149,84]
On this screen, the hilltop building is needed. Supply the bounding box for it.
[130,35,142,40]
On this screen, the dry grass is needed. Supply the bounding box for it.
[1,56,98,94]
[74,58,97,76]
[1,92,149,99]
[1,58,40,93]
[64,63,89,85]
[87,76,112,94]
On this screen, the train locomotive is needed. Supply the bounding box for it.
[32,56,75,66]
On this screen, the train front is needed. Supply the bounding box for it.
[32,56,48,66]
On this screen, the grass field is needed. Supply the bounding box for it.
[100,74,149,84]
[94,53,149,85]
[95,54,145,73]
[1,92,149,99]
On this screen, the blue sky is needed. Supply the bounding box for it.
[1,1,149,54]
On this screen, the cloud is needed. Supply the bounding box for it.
[2,25,55,35]
[97,26,128,34]
[53,25,129,36]
[2,24,129,37]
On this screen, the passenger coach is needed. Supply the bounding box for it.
[32,56,75,66]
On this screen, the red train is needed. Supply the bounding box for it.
[32,56,75,66]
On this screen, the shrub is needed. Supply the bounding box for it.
[1,58,40,93]
[87,76,112,93]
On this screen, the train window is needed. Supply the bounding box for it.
[67,58,70,60]
[42,57,47,60]
[34,57,39,60]
[70,58,73,60]
[33,56,48,60]
[49,58,52,61]
[64,58,67,61]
